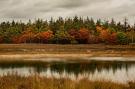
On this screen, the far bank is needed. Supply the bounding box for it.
[0,44,134,61]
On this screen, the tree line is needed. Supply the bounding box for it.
[0,16,135,44]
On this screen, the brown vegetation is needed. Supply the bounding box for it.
[0,44,134,60]
[0,75,134,89]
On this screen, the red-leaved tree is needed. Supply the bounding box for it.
[78,28,90,43]
[68,29,80,39]
[107,32,117,44]
[40,30,54,43]
[69,28,90,44]
[18,30,35,43]
[99,30,110,43]
[88,35,100,44]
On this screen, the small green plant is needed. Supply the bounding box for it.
[117,32,128,44]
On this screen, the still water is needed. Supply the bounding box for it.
[0,59,135,84]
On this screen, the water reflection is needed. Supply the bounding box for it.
[0,60,135,83]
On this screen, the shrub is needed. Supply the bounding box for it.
[88,35,100,44]
[126,31,135,43]
[40,30,54,43]
[54,30,71,44]
[68,29,79,40]
[78,28,90,44]
[99,30,111,43]
[106,32,117,44]
[33,33,42,43]
[17,30,35,43]
[12,36,20,44]
[3,36,13,43]
[117,32,128,44]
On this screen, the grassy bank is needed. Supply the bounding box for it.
[0,44,135,51]
[0,44,135,59]
[0,75,134,89]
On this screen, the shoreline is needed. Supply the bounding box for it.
[0,54,135,62]
[0,44,135,61]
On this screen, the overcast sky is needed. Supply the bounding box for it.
[0,0,135,24]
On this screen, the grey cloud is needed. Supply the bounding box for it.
[0,0,135,24]
[57,0,85,9]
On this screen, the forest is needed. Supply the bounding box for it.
[0,16,135,44]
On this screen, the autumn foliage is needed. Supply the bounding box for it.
[79,28,90,39]
[19,31,35,43]
[68,28,90,43]
[0,17,132,44]
[9,25,129,44]
[88,35,100,44]
[39,30,54,43]
[68,29,79,41]
[107,33,117,44]
[13,31,53,44]
[99,30,110,42]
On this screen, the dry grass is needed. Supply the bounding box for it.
[0,44,135,50]
[0,74,134,89]
[0,44,135,58]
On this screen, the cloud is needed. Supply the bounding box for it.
[0,0,134,24]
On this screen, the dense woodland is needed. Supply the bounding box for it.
[0,16,135,44]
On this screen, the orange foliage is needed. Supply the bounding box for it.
[88,35,100,44]
[78,28,90,40]
[12,30,54,43]
[40,30,54,43]
[96,26,104,32]
[99,30,110,42]
[40,31,53,40]
[15,30,36,43]
[107,32,117,44]
[33,33,42,43]
[12,36,20,44]
[69,28,90,43]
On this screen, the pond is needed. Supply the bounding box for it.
[0,58,135,84]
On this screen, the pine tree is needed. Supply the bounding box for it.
[123,18,128,32]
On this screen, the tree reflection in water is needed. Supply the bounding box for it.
[0,60,135,83]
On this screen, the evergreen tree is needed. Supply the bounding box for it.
[96,19,102,26]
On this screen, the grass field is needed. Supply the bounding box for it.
[0,75,134,89]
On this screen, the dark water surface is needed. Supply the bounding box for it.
[0,58,135,83]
